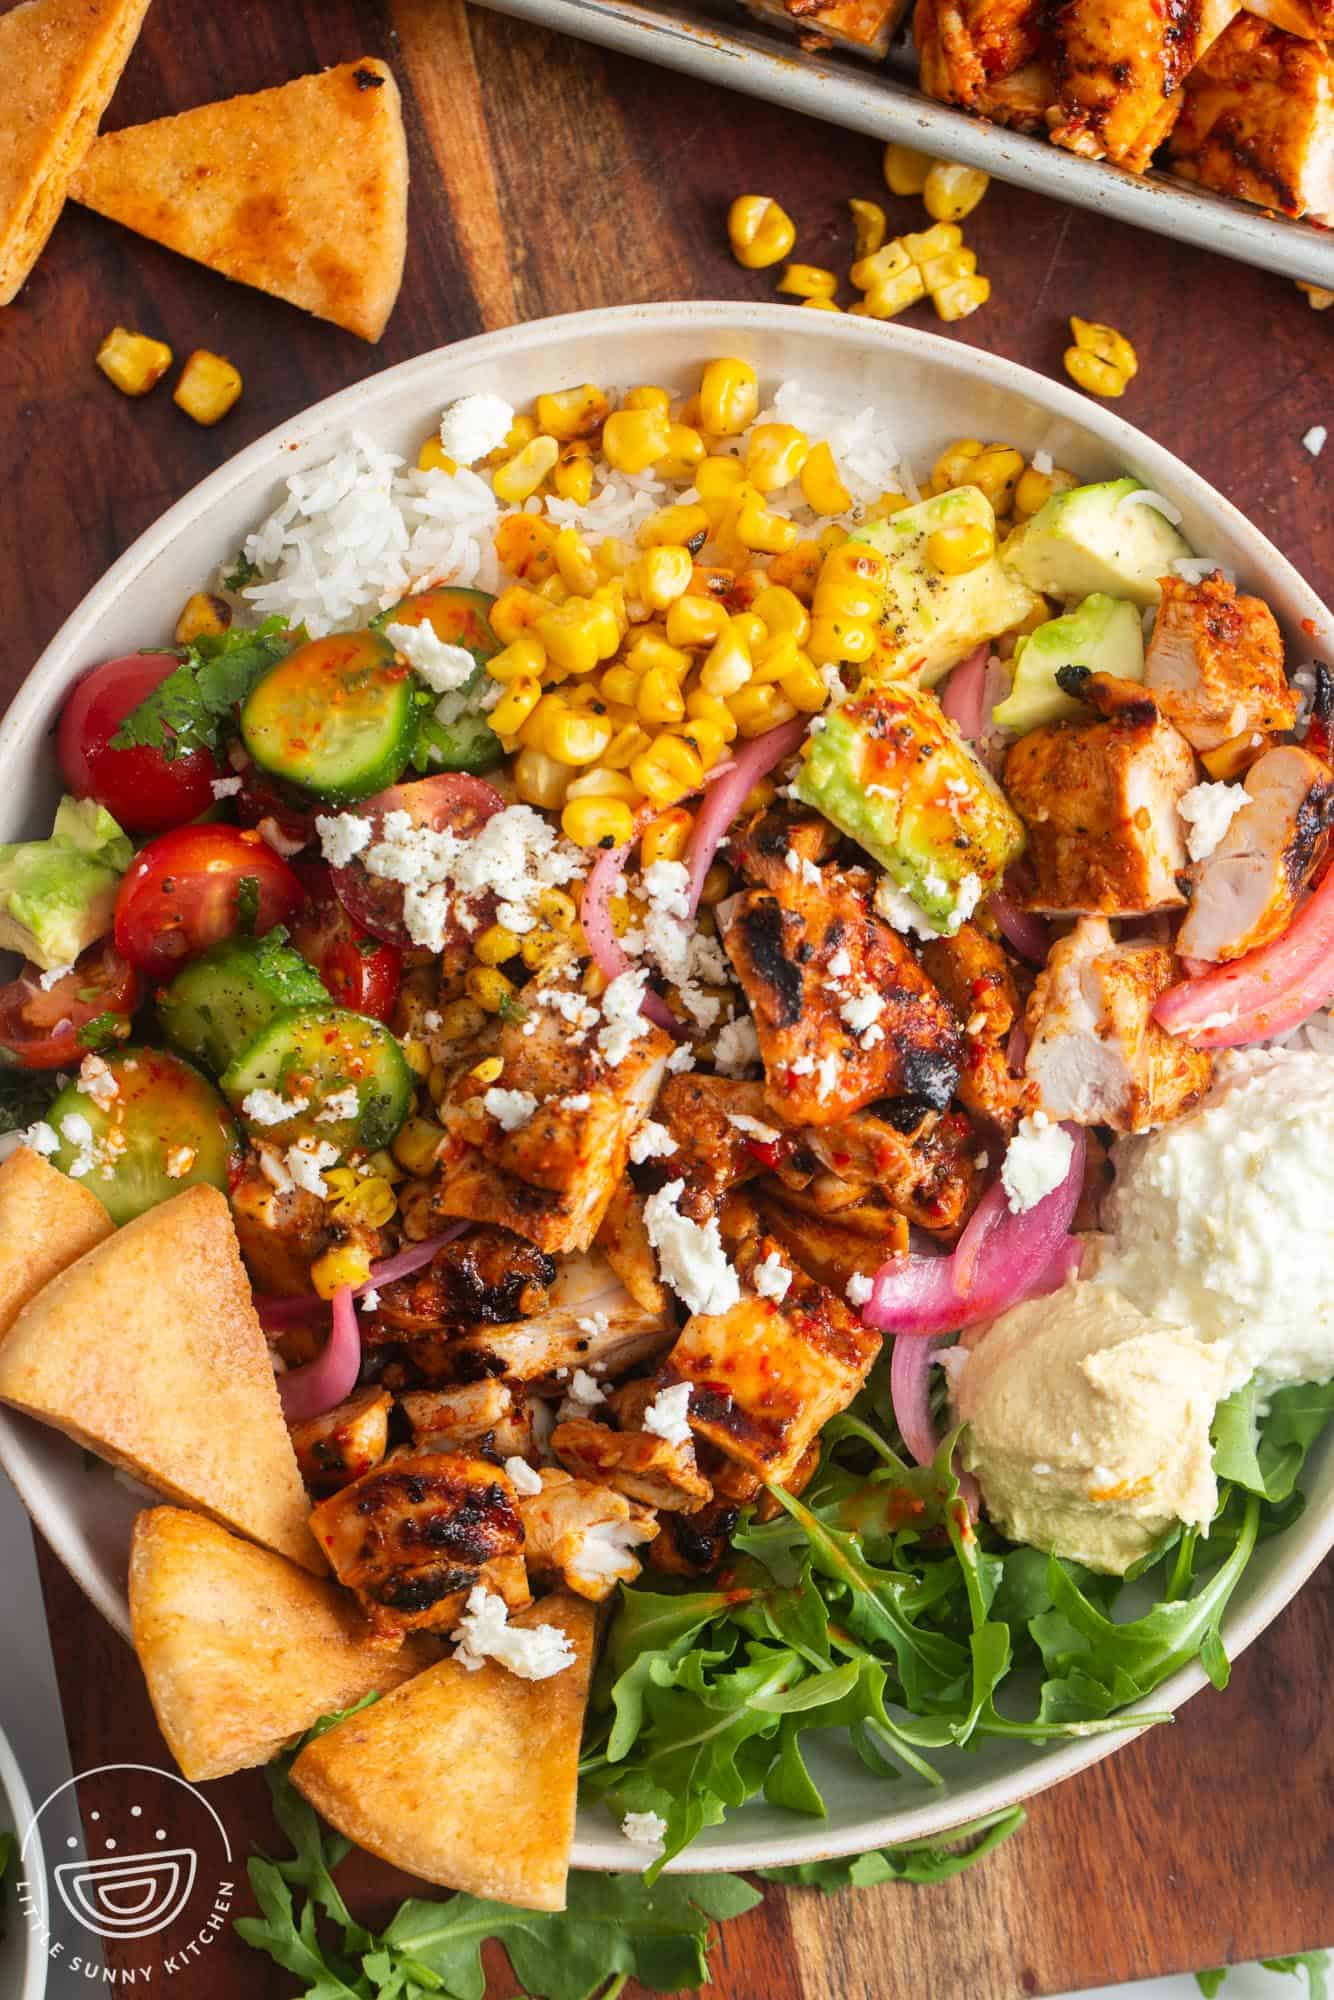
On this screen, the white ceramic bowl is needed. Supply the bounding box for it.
[0,1724,46,2000]
[2,304,1331,1874]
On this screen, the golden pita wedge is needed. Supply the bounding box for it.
[0,1144,113,1335]
[290,1593,597,1911]
[0,1183,322,1572]
[0,0,152,306]
[68,57,407,340]
[130,1508,437,1781]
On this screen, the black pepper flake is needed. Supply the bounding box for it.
[354,65,386,88]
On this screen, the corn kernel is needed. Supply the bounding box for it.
[934,274,991,322]
[604,721,653,770]
[658,423,707,480]
[745,423,809,493]
[175,593,231,645]
[930,439,983,494]
[535,383,610,440]
[752,584,811,644]
[849,197,887,258]
[173,349,242,426]
[798,441,851,517]
[1069,316,1138,380]
[539,702,615,765]
[490,585,549,646]
[489,673,543,737]
[1299,281,1334,310]
[857,266,927,320]
[639,503,710,550]
[495,512,560,583]
[727,194,796,270]
[625,629,690,674]
[700,623,753,697]
[903,222,963,263]
[562,794,636,849]
[729,684,798,736]
[401,1037,431,1077]
[923,160,989,223]
[417,437,457,474]
[767,541,823,601]
[818,524,848,554]
[426,1063,450,1106]
[919,247,977,293]
[623,384,672,415]
[1064,346,1127,398]
[565,765,639,801]
[582,961,609,998]
[883,143,933,196]
[699,358,759,438]
[602,406,672,474]
[537,596,620,674]
[438,998,486,1041]
[599,665,642,709]
[96,326,174,397]
[520,928,565,971]
[311,1240,375,1297]
[630,734,704,807]
[779,654,829,713]
[685,687,738,742]
[637,664,687,726]
[696,456,748,503]
[493,435,560,503]
[552,440,595,503]
[392,1116,447,1176]
[641,807,694,868]
[496,413,539,458]
[466,966,518,1014]
[471,1055,505,1084]
[801,297,841,312]
[750,629,801,684]
[926,521,994,574]
[474,922,521,967]
[666,594,729,648]
[967,444,1025,514]
[735,488,798,554]
[640,545,694,611]
[486,636,546,688]
[809,615,875,666]
[336,1176,397,1229]
[1014,464,1071,518]
[777,263,837,300]
[850,239,913,292]
[699,862,732,906]
[554,525,599,595]
[512,745,573,810]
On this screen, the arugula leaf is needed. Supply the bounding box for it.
[0,1066,62,1134]
[1215,1381,1334,1507]
[1262,1954,1331,1999]
[1196,1973,1228,1996]
[760,1803,1027,1889]
[110,618,292,762]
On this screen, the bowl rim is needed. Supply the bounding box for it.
[0,1718,46,2000]
[3,300,1331,1875]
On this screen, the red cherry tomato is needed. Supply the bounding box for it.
[114,825,303,979]
[231,753,317,854]
[330,773,505,961]
[0,941,143,1069]
[290,863,402,1021]
[57,654,221,833]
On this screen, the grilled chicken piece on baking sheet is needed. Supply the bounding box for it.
[1169,14,1334,223]
[915,0,1051,126]
[744,0,909,56]
[1044,0,1241,170]
[1179,747,1334,963]
[1144,572,1297,754]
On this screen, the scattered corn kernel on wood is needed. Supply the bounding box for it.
[1064,316,1138,397]
[173,349,242,425]
[727,194,795,270]
[96,326,174,397]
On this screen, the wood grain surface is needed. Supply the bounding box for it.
[3,0,1333,1994]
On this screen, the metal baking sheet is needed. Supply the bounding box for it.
[472,0,1334,288]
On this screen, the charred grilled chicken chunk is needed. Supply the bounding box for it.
[754,1191,907,1294]
[1144,572,1297,754]
[793,1104,980,1236]
[517,1466,658,1601]
[1179,747,1334,963]
[595,1183,670,1316]
[920,922,1024,1129]
[1044,0,1241,170]
[440,1251,671,1387]
[551,1416,713,1512]
[290,1387,392,1497]
[1025,917,1212,1133]
[372,1227,555,1337]
[309,1449,528,1642]
[231,1168,335,1295]
[399,1380,534,1460]
[654,1072,790,1204]
[915,0,1050,127]
[1005,673,1198,916]
[648,1499,743,1578]
[654,1235,881,1483]
[720,839,961,1127]
[1169,14,1334,224]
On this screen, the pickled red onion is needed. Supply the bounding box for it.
[940,644,991,741]
[989,878,1050,966]
[890,1329,947,1470]
[254,1224,469,1331]
[1155,861,1334,1045]
[277,1284,359,1423]
[683,716,808,916]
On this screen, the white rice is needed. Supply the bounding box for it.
[766,379,910,504]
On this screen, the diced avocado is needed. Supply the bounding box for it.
[992,593,1145,735]
[1001,476,1191,608]
[851,486,1043,687]
[0,794,131,972]
[795,684,1026,931]
[157,928,330,1078]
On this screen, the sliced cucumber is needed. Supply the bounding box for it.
[240,630,416,805]
[157,929,329,1078]
[378,587,505,775]
[373,585,500,668]
[221,1004,412,1153]
[46,1048,239,1225]
[413,708,504,776]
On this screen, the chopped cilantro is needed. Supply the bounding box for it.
[76,1011,132,1051]
[110,618,292,763]
[236,875,261,936]
[222,551,260,593]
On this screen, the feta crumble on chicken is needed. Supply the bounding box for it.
[641,1381,693,1447]
[439,393,514,465]
[558,1367,607,1422]
[713,1014,761,1077]
[727,1111,781,1143]
[846,1272,874,1308]
[383,620,478,695]
[1178,780,1249,863]
[504,1454,545,1496]
[753,1250,793,1303]
[643,1177,741,1316]
[358,803,582,951]
[629,1119,677,1164]
[450,1585,575,1680]
[1001,1112,1074,1215]
[483,1086,539,1132]
[597,968,652,1067]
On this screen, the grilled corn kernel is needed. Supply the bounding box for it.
[392,1115,448,1176]
[175,593,231,645]
[1070,316,1138,379]
[311,1240,375,1297]
[1064,346,1127,397]
[809,615,875,665]
[467,966,519,1014]
[666,594,729,649]
[753,583,811,644]
[730,610,767,651]
[562,794,636,849]
[595,536,628,580]
[931,438,983,493]
[536,888,577,935]
[849,197,887,259]
[426,1063,450,1106]
[96,326,174,397]
[552,441,595,504]
[418,437,457,474]
[512,745,573,810]
[490,585,550,646]
[850,238,912,292]
[641,807,694,867]
[538,703,614,765]
[493,434,560,502]
[439,999,487,1043]
[883,142,933,196]
[639,502,710,550]
[919,247,977,293]
[623,384,672,415]
[695,863,729,909]
[630,735,704,807]
[637,664,687,726]
[777,263,837,300]
[729,684,798,736]
[933,274,991,322]
[625,628,690,674]
[565,765,639,802]
[685,687,738,743]
[471,1055,505,1085]
[602,406,672,473]
[727,194,796,270]
[173,349,243,425]
[489,673,543,736]
[537,575,571,608]
[857,266,927,320]
[818,524,849,554]
[640,545,694,610]
[537,596,620,674]
[675,717,728,768]
[700,623,754,697]
[767,540,823,601]
[554,525,599,595]
[779,653,829,713]
[497,414,539,458]
[798,441,851,517]
[474,923,521,966]
[604,721,654,769]
[968,444,1025,514]
[745,423,809,493]
[902,222,962,262]
[927,521,994,574]
[535,383,610,440]
[582,961,609,999]
[599,665,643,709]
[658,423,707,480]
[735,488,799,554]
[494,513,558,583]
[520,927,565,970]
[923,160,989,222]
[700,358,759,437]
[487,634,547,686]
[750,629,801,684]
[1299,281,1334,310]
[801,297,841,312]
[401,1037,432,1077]
[696,456,747,503]
[743,778,778,815]
[335,1176,397,1229]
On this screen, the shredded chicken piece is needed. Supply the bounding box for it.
[517,1466,658,1600]
[1169,14,1334,222]
[915,0,1051,126]
[921,922,1024,1130]
[551,1415,713,1513]
[399,1379,534,1459]
[595,1182,670,1316]
[1044,0,1241,170]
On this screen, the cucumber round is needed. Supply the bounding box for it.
[221,1004,412,1153]
[157,929,329,1079]
[378,588,505,775]
[374,585,499,669]
[46,1048,240,1225]
[240,631,416,805]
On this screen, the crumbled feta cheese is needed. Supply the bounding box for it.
[955,872,983,924]
[713,1014,760,1077]
[621,1810,668,1849]
[536,984,600,1032]
[210,775,243,799]
[76,1053,118,1110]
[753,1250,792,1303]
[1031,448,1054,476]
[874,874,943,940]
[727,1112,780,1143]
[315,811,372,868]
[840,991,884,1039]
[163,1144,196,1180]
[629,1119,677,1164]
[666,1042,697,1074]
[285,1138,340,1199]
[1000,1112,1074,1215]
[21,1120,59,1156]
[257,1145,296,1195]
[505,1454,544,1496]
[242,1087,309,1126]
[315,1084,361,1124]
[598,968,652,1068]
[1303,425,1327,458]
[562,1092,592,1111]
[569,1517,651,1589]
[826,947,852,979]
[358,1287,380,1312]
[257,815,306,858]
[363,802,581,951]
[36,962,75,990]
[643,1178,741,1316]
[450,1586,574,1680]
[59,1112,97,1179]
[642,1381,693,1447]
[1178,780,1249,863]
[439,393,514,466]
[575,1312,609,1338]
[483,1086,539,1132]
[815,1051,842,1101]
[557,1366,607,1422]
[384,620,478,696]
[846,1271,874,1308]
[784,848,822,886]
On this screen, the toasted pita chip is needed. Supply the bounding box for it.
[68,58,408,340]
[0,0,152,306]
[290,1594,596,1911]
[130,1508,436,1780]
[0,1144,113,1335]
[0,1183,322,1571]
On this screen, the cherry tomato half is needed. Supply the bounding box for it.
[291,862,403,1021]
[0,941,143,1069]
[114,824,303,979]
[330,773,505,961]
[57,653,221,833]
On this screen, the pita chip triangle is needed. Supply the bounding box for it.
[0,1144,113,1335]
[290,1593,597,1911]
[0,0,152,305]
[0,1182,323,1571]
[68,57,408,340]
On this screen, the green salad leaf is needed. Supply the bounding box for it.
[759,1802,1027,1889]
[110,618,293,762]
[1198,1956,1332,1999]
[0,1065,62,1133]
